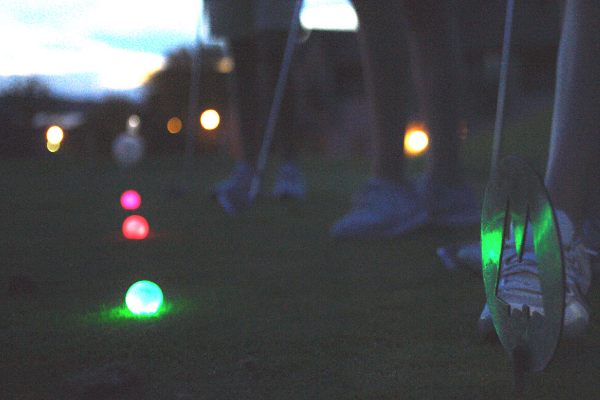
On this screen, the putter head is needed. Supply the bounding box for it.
[217,189,252,215]
[216,175,261,215]
[481,155,564,374]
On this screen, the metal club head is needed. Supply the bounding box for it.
[216,175,261,215]
[216,188,252,215]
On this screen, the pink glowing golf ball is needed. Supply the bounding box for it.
[122,215,149,239]
[121,190,141,210]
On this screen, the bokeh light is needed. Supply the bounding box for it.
[167,117,182,134]
[300,2,359,31]
[404,123,429,156]
[128,114,141,129]
[216,56,235,74]
[125,280,163,315]
[122,215,149,239]
[200,109,220,130]
[46,126,64,145]
[47,141,60,153]
[120,190,141,210]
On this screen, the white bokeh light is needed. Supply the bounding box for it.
[300,0,358,31]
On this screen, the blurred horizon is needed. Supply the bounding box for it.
[0,0,358,102]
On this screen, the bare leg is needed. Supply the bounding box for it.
[256,30,300,163]
[405,0,463,184]
[230,37,261,164]
[545,0,600,231]
[352,0,462,184]
[230,31,299,165]
[351,0,412,183]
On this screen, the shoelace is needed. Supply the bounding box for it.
[499,234,537,273]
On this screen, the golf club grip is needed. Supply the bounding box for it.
[491,0,515,172]
[250,0,304,200]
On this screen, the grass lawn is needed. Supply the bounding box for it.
[2,107,600,399]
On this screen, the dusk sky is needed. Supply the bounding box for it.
[0,0,357,101]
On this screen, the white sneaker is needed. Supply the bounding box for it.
[273,161,306,199]
[330,176,479,239]
[329,177,428,238]
[478,210,594,337]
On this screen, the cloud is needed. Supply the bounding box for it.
[81,0,202,35]
[0,0,359,99]
[0,0,200,98]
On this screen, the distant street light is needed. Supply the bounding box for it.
[404,122,429,156]
[200,109,220,130]
[46,125,64,144]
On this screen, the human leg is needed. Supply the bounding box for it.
[545,0,600,231]
[351,0,413,183]
[210,37,261,195]
[256,29,306,199]
[330,0,477,238]
[404,0,464,185]
[543,0,600,331]
[212,29,305,198]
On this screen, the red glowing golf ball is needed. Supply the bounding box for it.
[121,190,141,210]
[122,215,149,239]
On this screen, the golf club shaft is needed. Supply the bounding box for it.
[491,0,515,172]
[249,0,304,200]
[184,4,206,182]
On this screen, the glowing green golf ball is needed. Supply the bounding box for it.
[125,281,163,315]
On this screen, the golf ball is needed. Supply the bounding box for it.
[122,215,149,239]
[121,190,141,210]
[125,280,163,315]
[112,133,145,167]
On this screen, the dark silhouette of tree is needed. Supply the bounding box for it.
[75,96,138,158]
[142,46,229,154]
[0,77,53,157]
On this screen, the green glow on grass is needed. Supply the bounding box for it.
[125,281,163,315]
[107,301,172,320]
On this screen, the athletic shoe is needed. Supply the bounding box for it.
[450,217,600,274]
[477,210,594,337]
[330,176,479,238]
[329,177,428,238]
[273,161,307,199]
[209,161,253,196]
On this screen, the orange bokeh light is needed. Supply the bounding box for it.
[167,117,182,134]
[404,122,429,156]
[122,215,149,239]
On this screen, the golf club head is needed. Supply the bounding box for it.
[216,188,252,215]
[216,174,262,215]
